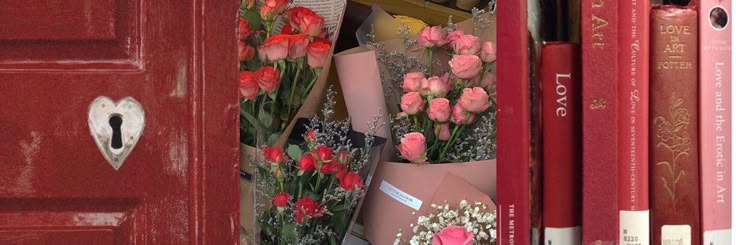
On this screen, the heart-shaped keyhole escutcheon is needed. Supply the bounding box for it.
[88,97,145,170]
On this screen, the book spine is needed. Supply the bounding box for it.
[649,6,701,245]
[497,0,531,244]
[699,0,732,244]
[617,0,651,244]
[581,0,619,243]
[542,42,582,245]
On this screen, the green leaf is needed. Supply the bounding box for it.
[241,109,259,128]
[243,9,262,30]
[267,133,280,146]
[258,110,273,128]
[330,209,351,238]
[287,145,303,161]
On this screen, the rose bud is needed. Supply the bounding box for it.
[422,75,452,97]
[451,104,477,125]
[239,42,255,61]
[294,197,324,224]
[336,150,351,165]
[285,7,316,27]
[479,72,496,92]
[298,154,316,172]
[450,34,481,55]
[307,41,331,69]
[305,129,317,142]
[259,35,290,62]
[239,71,259,100]
[402,72,425,93]
[272,192,291,211]
[432,226,474,245]
[480,41,497,63]
[315,145,333,162]
[256,66,281,93]
[418,26,448,48]
[449,54,483,79]
[400,92,426,115]
[337,171,364,191]
[427,98,451,122]
[239,18,251,40]
[259,0,289,20]
[263,146,285,164]
[434,123,451,141]
[458,87,492,113]
[281,23,294,34]
[288,34,309,59]
[398,132,427,163]
[298,13,325,37]
[446,30,465,43]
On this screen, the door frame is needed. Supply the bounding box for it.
[190,0,239,243]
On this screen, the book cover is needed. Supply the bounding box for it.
[699,0,732,244]
[581,0,619,244]
[617,0,651,244]
[541,42,582,245]
[649,6,701,245]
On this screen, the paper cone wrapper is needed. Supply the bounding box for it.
[361,160,497,245]
[239,144,257,240]
[334,47,394,160]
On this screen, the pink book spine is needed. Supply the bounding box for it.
[699,0,732,244]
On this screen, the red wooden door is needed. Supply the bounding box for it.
[0,0,239,244]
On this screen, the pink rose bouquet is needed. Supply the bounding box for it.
[391,27,498,163]
[238,0,335,147]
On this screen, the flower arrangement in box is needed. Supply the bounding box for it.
[395,200,498,245]
[238,0,336,147]
[254,89,385,245]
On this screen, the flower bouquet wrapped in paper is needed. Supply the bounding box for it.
[334,6,498,245]
[252,89,386,245]
[237,0,347,242]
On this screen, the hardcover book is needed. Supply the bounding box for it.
[618,0,651,244]
[649,6,701,245]
[581,0,620,243]
[698,0,732,244]
[541,42,582,245]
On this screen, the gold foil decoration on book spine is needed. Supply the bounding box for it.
[653,93,691,211]
[589,98,607,110]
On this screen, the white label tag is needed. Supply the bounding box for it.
[365,175,373,187]
[661,225,691,245]
[620,210,650,245]
[703,229,731,245]
[545,226,581,245]
[379,180,423,211]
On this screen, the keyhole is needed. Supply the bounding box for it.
[109,115,123,149]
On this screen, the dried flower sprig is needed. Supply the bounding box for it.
[393,200,497,245]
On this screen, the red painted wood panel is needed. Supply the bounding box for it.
[0,0,116,40]
[0,0,239,244]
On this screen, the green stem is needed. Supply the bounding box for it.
[266,20,274,39]
[427,48,434,76]
[315,173,323,192]
[412,116,420,131]
[287,65,303,120]
[440,123,466,162]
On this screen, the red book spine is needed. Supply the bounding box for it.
[698,0,732,243]
[542,43,582,245]
[581,0,619,244]
[617,0,651,244]
[649,6,701,245]
[497,0,532,244]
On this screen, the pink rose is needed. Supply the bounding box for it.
[458,87,491,113]
[451,104,477,125]
[446,30,465,43]
[256,66,281,93]
[398,132,427,163]
[239,18,252,40]
[400,92,426,115]
[259,35,290,62]
[298,13,325,37]
[402,72,425,92]
[450,34,481,55]
[239,71,259,100]
[307,41,331,69]
[421,74,453,97]
[479,72,496,92]
[288,34,309,59]
[239,42,255,61]
[431,226,474,245]
[480,41,497,63]
[427,98,451,122]
[449,55,483,79]
[418,26,448,48]
[434,123,451,141]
